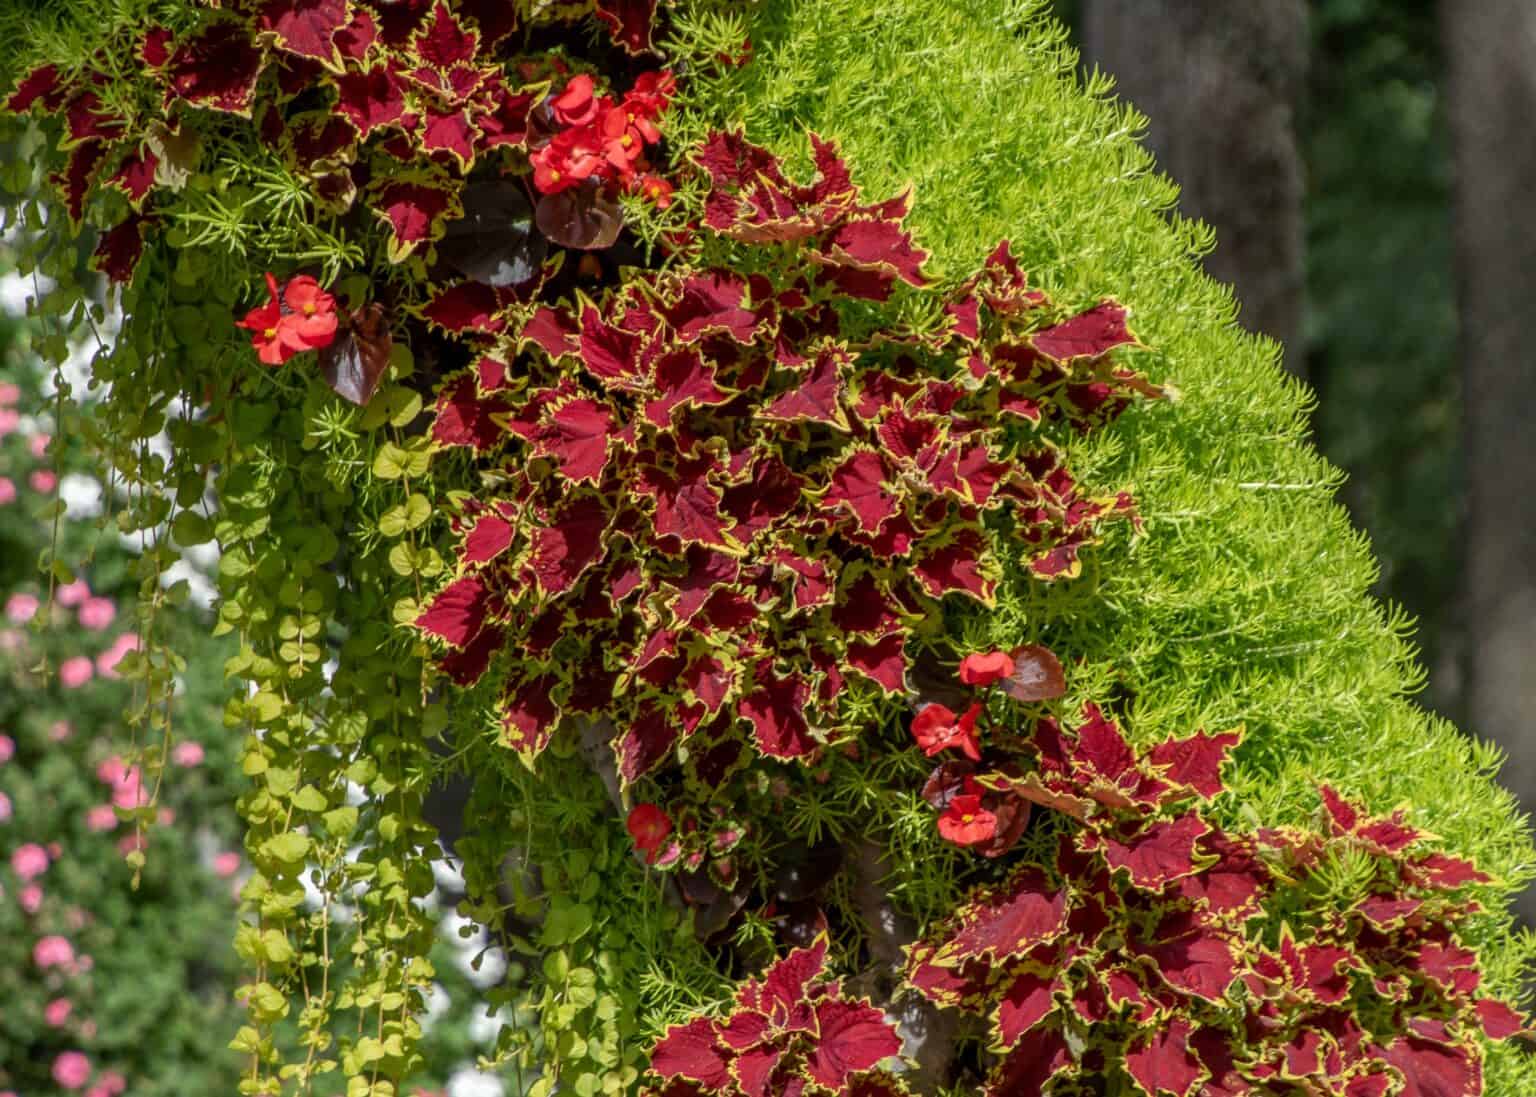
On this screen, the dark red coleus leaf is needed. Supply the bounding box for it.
[930,867,1067,966]
[1099,812,1211,890]
[1380,1035,1480,1097]
[803,999,903,1089]
[845,631,907,694]
[333,64,409,137]
[594,0,657,54]
[1147,728,1242,799]
[538,398,615,484]
[1124,1019,1205,1097]
[529,495,610,594]
[423,281,506,334]
[1032,302,1137,361]
[994,968,1060,1046]
[432,373,506,451]
[90,215,150,284]
[375,180,456,260]
[5,63,66,114]
[258,0,350,63]
[825,450,900,533]
[985,1028,1074,1097]
[650,1016,732,1090]
[500,673,559,755]
[165,21,266,114]
[741,667,816,760]
[417,575,492,647]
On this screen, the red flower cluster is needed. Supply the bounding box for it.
[911,702,983,761]
[531,71,676,206]
[627,803,673,865]
[936,777,997,847]
[236,274,338,367]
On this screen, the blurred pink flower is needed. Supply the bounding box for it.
[0,381,18,405]
[86,805,117,832]
[29,433,51,459]
[96,756,126,785]
[12,842,49,879]
[33,934,74,968]
[213,851,241,878]
[109,766,145,810]
[117,832,146,857]
[0,477,14,505]
[0,734,12,763]
[157,807,175,825]
[44,997,72,1026]
[171,741,204,767]
[52,1050,91,1090]
[0,628,22,653]
[77,953,94,973]
[77,598,116,632]
[56,579,90,607]
[59,656,94,689]
[4,593,39,623]
[46,841,60,857]
[49,719,72,742]
[98,1073,127,1097]
[29,469,57,494]
[0,791,10,822]
[20,884,42,913]
[96,633,139,678]
[0,407,18,436]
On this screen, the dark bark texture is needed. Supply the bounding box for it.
[1443,0,1536,922]
[1081,0,1309,375]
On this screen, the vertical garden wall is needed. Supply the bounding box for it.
[2,1,1532,1095]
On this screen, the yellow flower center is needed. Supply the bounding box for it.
[303,303,316,316]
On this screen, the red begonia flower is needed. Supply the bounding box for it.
[237,273,289,366]
[627,803,672,864]
[912,702,983,761]
[280,274,338,350]
[531,127,604,194]
[551,73,598,126]
[959,650,1016,687]
[938,784,998,847]
[636,173,673,208]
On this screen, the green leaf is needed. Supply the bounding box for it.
[292,785,329,812]
[323,806,359,839]
[262,831,311,864]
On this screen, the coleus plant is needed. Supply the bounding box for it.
[416,128,1162,784]
[4,0,675,282]
[901,653,1529,1096]
[645,934,908,1097]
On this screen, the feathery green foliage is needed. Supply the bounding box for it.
[667,0,1536,1087]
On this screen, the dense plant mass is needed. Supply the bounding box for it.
[902,656,1525,1096]
[1,1,1532,1096]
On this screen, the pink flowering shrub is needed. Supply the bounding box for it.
[0,374,246,1096]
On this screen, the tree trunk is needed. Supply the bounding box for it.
[1080,0,1308,376]
[1443,1,1536,922]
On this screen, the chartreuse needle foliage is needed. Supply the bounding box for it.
[1,0,1532,1094]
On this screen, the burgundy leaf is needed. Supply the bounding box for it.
[1001,643,1067,702]
[319,302,392,406]
[536,181,623,251]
